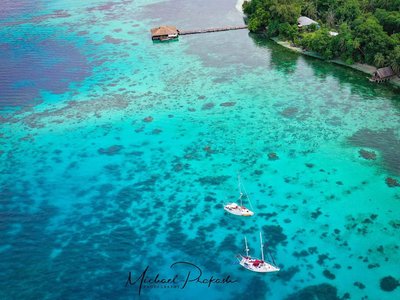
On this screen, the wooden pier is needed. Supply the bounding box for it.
[178,25,248,35]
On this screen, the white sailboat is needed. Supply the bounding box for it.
[224,175,254,217]
[237,232,280,273]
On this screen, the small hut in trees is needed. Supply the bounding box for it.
[370,67,395,83]
[297,16,318,28]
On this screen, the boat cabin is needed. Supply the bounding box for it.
[370,66,395,83]
[150,26,179,41]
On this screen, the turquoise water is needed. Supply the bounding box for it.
[0,0,399,299]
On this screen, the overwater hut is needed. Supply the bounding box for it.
[370,67,395,83]
[297,16,318,28]
[150,26,179,41]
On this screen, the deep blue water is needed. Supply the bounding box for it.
[0,0,399,299]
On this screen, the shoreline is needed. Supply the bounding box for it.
[271,37,400,88]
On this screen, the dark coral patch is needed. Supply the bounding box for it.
[280,107,298,118]
[258,212,278,219]
[0,39,90,107]
[173,164,184,172]
[201,102,215,110]
[342,293,350,299]
[333,263,341,269]
[77,30,89,36]
[368,263,379,269]
[285,284,340,300]
[20,96,130,128]
[87,2,119,12]
[348,128,400,175]
[261,225,287,249]
[385,177,400,188]
[354,281,365,289]
[197,176,230,185]
[380,276,399,292]
[143,116,153,122]
[293,250,309,257]
[276,266,299,282]
[308,247,318,254]
[359,149,377,160]
[215,203,223,209]
[245,277,269,299]
[204,196,216,202]
[317,254,330,265]
[203,145,213,153]
[104,35,125,44]
[311,208,322,219]
[268,152,279,160]
[323,269,336,280]
[220,102,236,107]
[98,145,123,155]
[2,10,71,27]
[152,129,162,135]
[217,234,237,252]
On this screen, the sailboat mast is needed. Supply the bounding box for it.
[238,174,243,206]
[260,232,265,261]
[244,236,249,257]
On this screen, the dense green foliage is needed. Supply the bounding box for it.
[243,0,400,69]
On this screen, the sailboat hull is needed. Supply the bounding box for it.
[224,203,254,216]
[239,256,280,273]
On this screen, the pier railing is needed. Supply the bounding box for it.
[178,25,248,35]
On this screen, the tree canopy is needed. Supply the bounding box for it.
[243,0,400,70]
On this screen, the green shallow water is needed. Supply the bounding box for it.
[0,0,399,299]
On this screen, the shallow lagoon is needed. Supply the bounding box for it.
[0,0,399,299]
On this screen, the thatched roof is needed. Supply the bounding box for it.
[375,67,394,79]
[151,26,178,37]
[298,16,318,27]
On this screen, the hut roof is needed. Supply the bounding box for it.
[151,26,178,37]
[298,16,318,27]
[376,67,394,79]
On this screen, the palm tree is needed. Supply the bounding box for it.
[388,46,400,74]
[389,61,400,74]
[302,2,317,20]
[373,53,386,68]
[326,10,335,28]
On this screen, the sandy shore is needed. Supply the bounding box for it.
[271,37,400,88]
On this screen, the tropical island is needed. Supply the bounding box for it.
[242,0,400,84]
